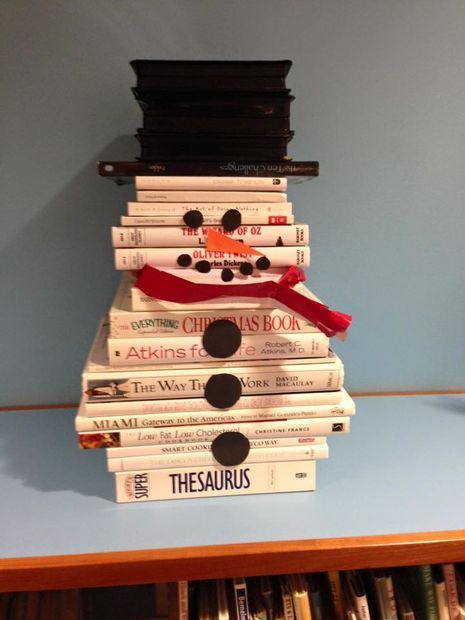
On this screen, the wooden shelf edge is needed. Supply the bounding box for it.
[2,529,465,592]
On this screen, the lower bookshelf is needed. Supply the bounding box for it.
[1,394,465,592]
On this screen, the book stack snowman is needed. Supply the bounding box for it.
[76,60,354,503]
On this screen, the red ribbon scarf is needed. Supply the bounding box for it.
[135,265,352,339]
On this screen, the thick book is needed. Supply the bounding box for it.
[431,565,450,620]
[233,578,251,620]
[442,564,460,619]
[111,223,308,248]
[137,137,292,162]
[126,200,292,217]
[142,114,290,134]
[114,460,316,502]
[83,387,346,416]
[344,570,371,620]
[107,436,327,459]
[106,331,329,366]
[135,93,294,120]
[416,565,439,620]
[288,574,312,620]
[78,416,349,449]
[77,392,354,432]
[107,443,328,472]
[280,576,297,620]
[109,275,319,338]
[120,213,295,226]
[79,390,354,430]
[97,160,319,179]
[114,246,310,270]
[134,74,287,92]
[136,190,287,202]
[129,59,293,78]
[135,175,287,191]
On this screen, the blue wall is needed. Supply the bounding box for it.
[1,1,465,406]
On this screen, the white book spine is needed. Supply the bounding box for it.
[109,306,318,338]
[121,214,295,226]
[384,574,398,620]
[114,460,316,502]
[434,580,451,620]
[76,397,355,431]
[111,224,308,248]
[83,360,344,402]
[83,389,346,416]
[114,246,310,270]
[107,436,327,458]
[107,331,328,366]
[136,190,287,203]
[78,416,350,448]
[107,444,328,472]
[135,176,287,191]
[127,201,293,216]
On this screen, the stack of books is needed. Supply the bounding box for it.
[130,59,295,161]
[76,174,354,503]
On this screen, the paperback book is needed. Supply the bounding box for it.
[136,190,287,203]
[78,416,350,448]
[114,460,317,502]
[126,201,293,217]
[106,331,329,366]
[107,443,329,472]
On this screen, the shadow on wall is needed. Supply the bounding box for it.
[0,137,135,407]
[0,408,111,500]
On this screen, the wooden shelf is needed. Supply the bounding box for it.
[1,394,465,591]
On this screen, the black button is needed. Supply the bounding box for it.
[221,268,234,282]
[183,210,204,228]
[222,209,242,232]
[202,319,242,358]
[239,262,254,276]
[195,260,211,273]
[255,256,271,270]
[204,374,242,409]
[177,254,192,267]
[211,432,250,466]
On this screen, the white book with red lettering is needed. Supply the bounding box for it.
[111,223,308,247]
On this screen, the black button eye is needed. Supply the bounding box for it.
[221,209,242,232]
[183,210,204,228]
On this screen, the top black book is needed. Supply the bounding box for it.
[130,59,292,78]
